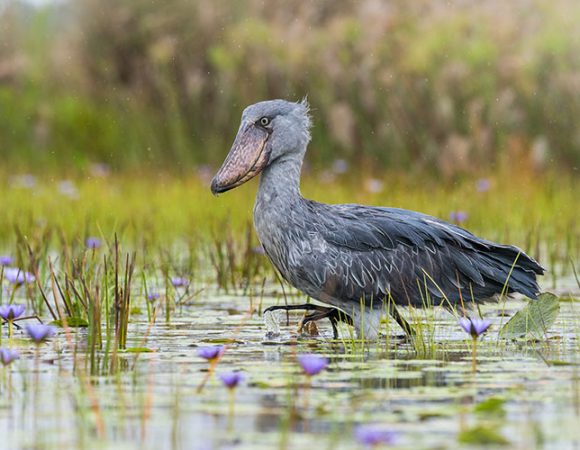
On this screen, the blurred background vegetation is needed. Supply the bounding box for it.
[1,0,579,178]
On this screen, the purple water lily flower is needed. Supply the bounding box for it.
[332,159,349,174]
[147,292,160,301]
[449,211,468,224]
[476,178,491,192]
[197,345,224,361]
[171,277,189,288]
[0,256,13,266]
[219,371,245,389]
[86,237,102,249]
[354,425,397,446]
[58,180,79,199]
[297,354,328,376]
[0,304,25,321]
[26,324,56,343]
[4,267,36,285]
[10,174,36,189]
[459,317,492,339]
[365,178,384,194]
[0,348,20,366]
[89,163,110,178]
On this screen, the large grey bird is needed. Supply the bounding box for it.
[211,99,544,339]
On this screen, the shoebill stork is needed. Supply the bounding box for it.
[210,99,544,339]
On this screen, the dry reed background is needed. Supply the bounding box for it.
[0,0,579,177]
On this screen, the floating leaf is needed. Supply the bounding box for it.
[50,317,89,328]
[124,347,154,353]
[546,360,579,367]
[499,293,560,339]
[474,397,506,417]
[198,338,245,345]
[458,425,510,445]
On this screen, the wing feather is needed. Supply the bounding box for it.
[292,201,544,307]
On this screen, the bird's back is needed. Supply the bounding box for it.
[257,198,544,309]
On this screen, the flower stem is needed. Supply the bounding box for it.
[303,376,311,432]
[227,389,235,431]
[303,376,311,410]
[196,358,218,394]
[471,337,477,374]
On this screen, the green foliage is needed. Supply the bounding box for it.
[458,425,510,445]
[51,317,89,328]
[123,347,154,353]
[1,0,580,174]
[499,293,561,339]
[474,397,506,417]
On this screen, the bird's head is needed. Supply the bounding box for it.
[211,98,311,194]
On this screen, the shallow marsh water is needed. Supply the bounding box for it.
[0,277,578,450]
[0,150,577,450]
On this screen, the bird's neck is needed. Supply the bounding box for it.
[256,155,303,207]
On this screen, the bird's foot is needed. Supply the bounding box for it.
[263,304,352,339]
[299,307,354,338]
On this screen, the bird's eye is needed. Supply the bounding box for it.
[259,117,271,127]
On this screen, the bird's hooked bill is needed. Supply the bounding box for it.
[211,121,271,194]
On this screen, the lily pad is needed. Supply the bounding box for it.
[124,347,155,353]
[458,425,510,445]
[499,293,560,339]
[50,317,89,328]
[474,397,506,417]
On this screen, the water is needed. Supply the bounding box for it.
[0,282,578,450]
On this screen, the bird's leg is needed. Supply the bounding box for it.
[263,304,352,338]
[300,308,354,338]
[386,303,416,338]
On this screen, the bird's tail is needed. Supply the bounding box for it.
[478,243,545,299]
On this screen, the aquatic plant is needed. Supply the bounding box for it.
[297,354,328,412]
[498,293,560,339]
[459,317,492,339]
[354,425,397,447]
[111,238,135,350]
[0,256,13,266]
[459,317,491,373]
[3,268,35,285]
[0,348,19,366]
[0,304,25,339]
[197,346,224,362]
[86,237,102,249]
[196,345,225,393]
[147,292,160,301]
[219,371,245,421]
[171,277,189,288]
[449,211,469,224]
[297,354,328,376]
[458,425,509,445]
[0,304,25,321]
[170,277,187,290]
[219,371,244,389]
[476,178,491,193]
[26,324,56,344]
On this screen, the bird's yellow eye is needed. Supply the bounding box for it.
[259,117,271,127]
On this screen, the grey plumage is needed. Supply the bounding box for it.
[212,99,544,339]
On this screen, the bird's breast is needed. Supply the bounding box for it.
[254,200,314,279]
